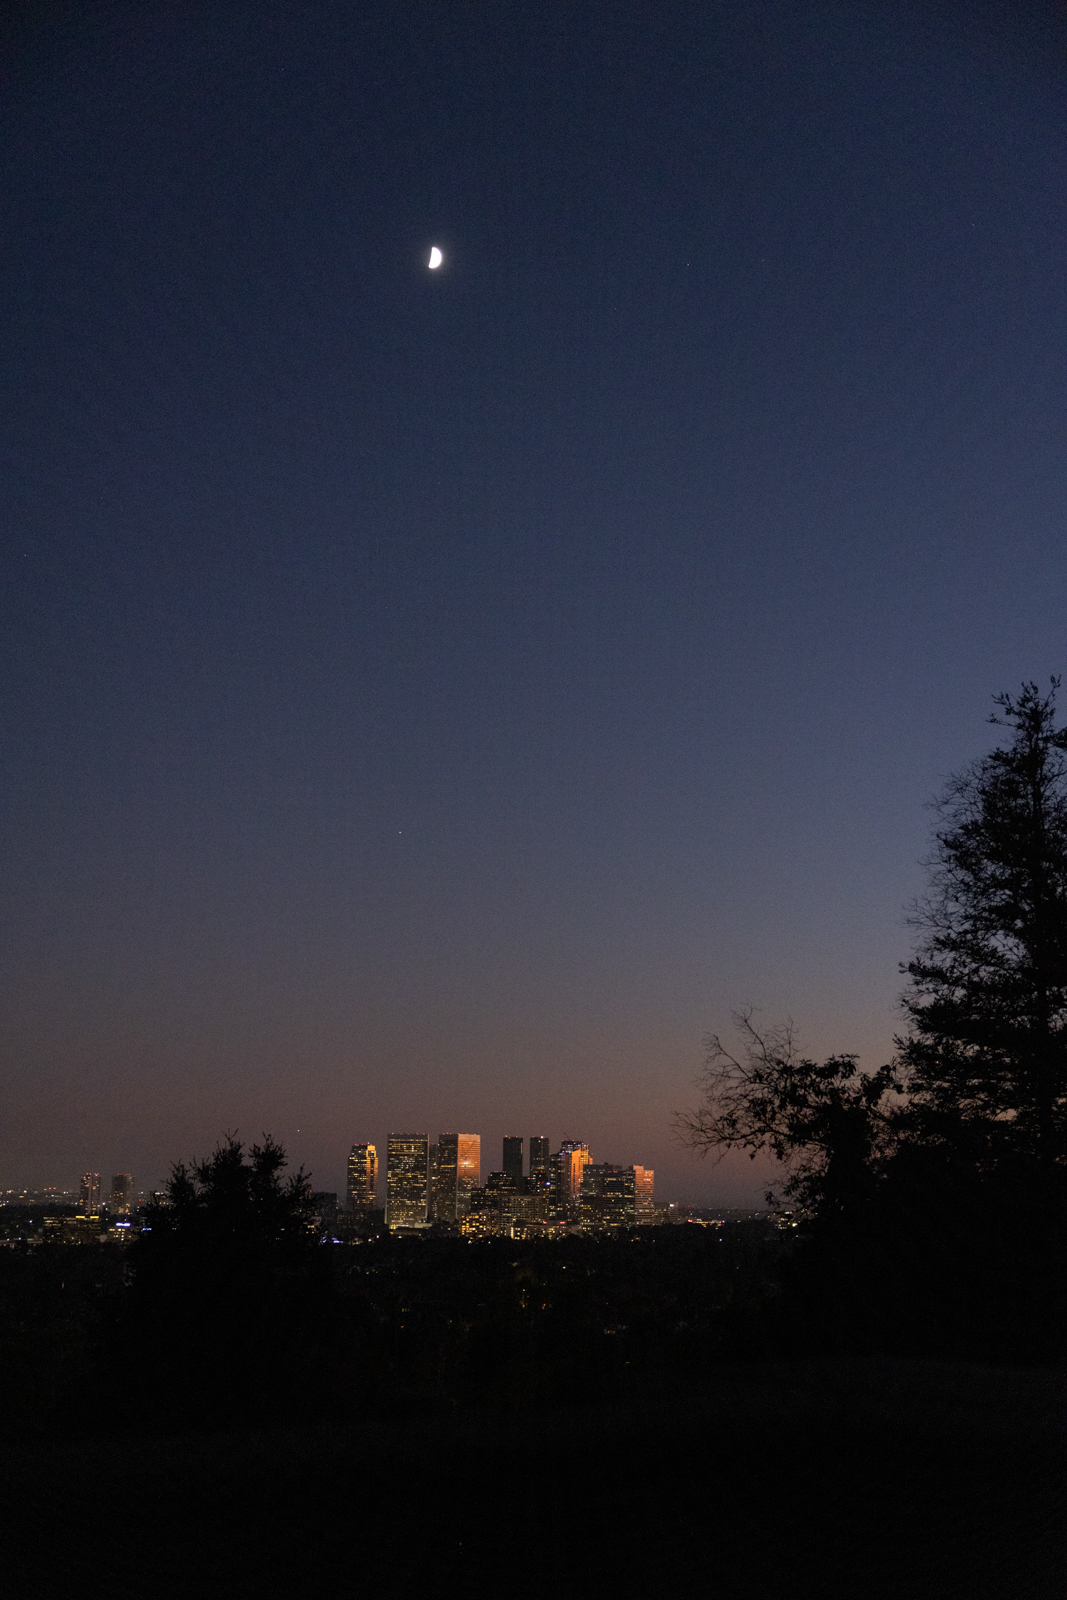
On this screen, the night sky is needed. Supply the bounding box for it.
[3,1,1066,1203]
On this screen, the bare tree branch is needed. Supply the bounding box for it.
[675,1009,902,1212]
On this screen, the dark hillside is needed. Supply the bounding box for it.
[1,1361,1062,1600]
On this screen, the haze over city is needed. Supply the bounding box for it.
[3,1,1067,1204]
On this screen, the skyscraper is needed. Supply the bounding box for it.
[556,1141,591,1216]
[457,1139,476,1209]
[347,1143,378,1214]
[633,1165,655,1224]
[502,1136,523,1187]
[528,1136,553,1215]
[428,1142,440,1213]
[386,1135,429,1229]
[529,1136,550,1178]
[434,1134,459,1221]
[456,1134,480,1215]
[79,1173,101,1215]
[580,1163,637,1229]
[109,1174,134,1214]
[432,1133,480,1220]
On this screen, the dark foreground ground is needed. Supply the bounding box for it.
[1,1359,1063,1600]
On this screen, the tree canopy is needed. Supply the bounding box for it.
[675,1011,900,1216]
[125,1135,321,1427]
[145,1133,314,1254]
[679,679,1067,1224]
[898,679,1067,1167]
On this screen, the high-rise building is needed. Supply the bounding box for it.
[529,1136,550,1178]
[580,1163,637,1229]
[428,1142,440,1213]
[633,1165,655,1225]
[347,1143,378,1213]
[79,1173,101,1215]
[556,1141,591,1214]
[528,1136,553,1214]
[109,1174,134,1214]
[432,1134,481,1222]
[502,1136,523,1187]
[433,1134,459,1221]
[457,1134,480,1215]
[461,1188,499,1239]
[463,1169,531,1238]
[386,1135,429,1229]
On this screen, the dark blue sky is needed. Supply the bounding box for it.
[3,0,1066,1201]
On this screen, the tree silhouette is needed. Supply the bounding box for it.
[899,680,1067,1169]
[676,1010,899,1217]
[144,1132,313,1258]
[126,1135,323,1428]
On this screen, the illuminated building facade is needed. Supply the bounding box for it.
[457,1134,480,1214]
[460,1198,498,1239]
[347,1143,378,1213]
[44,1216,102,1244]
[109,1174,134,1214]
[386,1134,429,1229]
[633,1165,654,1224]
[580,1163,637,1230]
[523,1178,551,1222]
[556,1141,591,1215]
[79,1173,101,1215]
[431,1133,480,1222]
[463,1169,536,1237]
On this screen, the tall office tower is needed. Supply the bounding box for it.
[526,1136,553,1218]
[109,1174,134,1215]
[432,1133,481,1221]
[556,1141,591,1213]
[633,1165,655,1224]
[347,1143,378,1213]
[547,1150,563,1212]
[386,1134,429,1229]
[434,1134,459,1221]
[428,1143,440,1214]
[79,1173,101,1214]
[529,1136,550,1178]
[456,1134,480,1215]
[502,1136,524,1187]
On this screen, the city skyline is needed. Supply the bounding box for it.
[373,1130,657,1232]
[6,1130,664,1231]
[4,3,1066,1209]
[24,1121,671,1209]
[0,9,1060,1593]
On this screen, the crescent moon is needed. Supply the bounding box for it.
[428,246,443,269]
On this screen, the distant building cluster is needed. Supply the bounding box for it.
[346,1135,655,1237]
[2,1145,676,1247]
[75,1171,136,1217]
[1,1171,145,1245]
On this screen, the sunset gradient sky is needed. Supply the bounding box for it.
[3,0,1067,1202]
